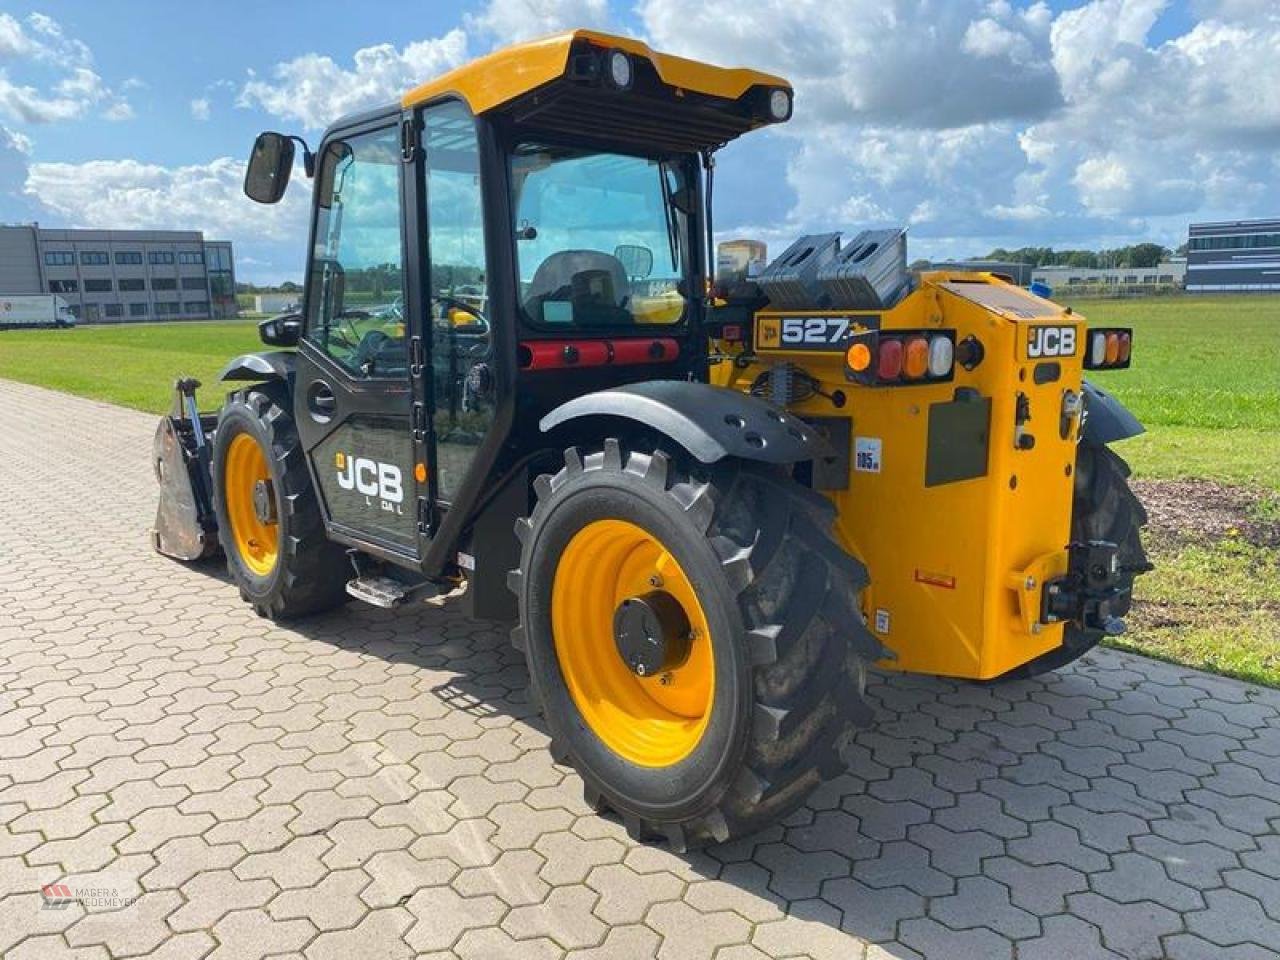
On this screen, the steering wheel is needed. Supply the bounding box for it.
[332,309,371,350]
[353,328,395,374]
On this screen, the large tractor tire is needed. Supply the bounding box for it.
[993,439,1149,681]
[509,440,883,848]
[212,387,349,620]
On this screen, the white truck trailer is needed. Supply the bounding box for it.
[0,295,76,329]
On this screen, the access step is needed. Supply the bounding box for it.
[346,575,409,609]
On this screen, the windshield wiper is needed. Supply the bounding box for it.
[659,162,680,273]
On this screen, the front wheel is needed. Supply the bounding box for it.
[212,387,350,620]
[509,441,883,848]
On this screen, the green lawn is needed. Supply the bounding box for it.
[1071,295,1280,490]
[0,320,263,413]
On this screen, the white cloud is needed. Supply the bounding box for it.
[640,0,1060,131]
[190,97,210,121]
[465,0,610,45]
[237,30,468,129]
[25,155,307,240]
[637,0,1280,257]
[23,155,311,283]
[0,13,130,125]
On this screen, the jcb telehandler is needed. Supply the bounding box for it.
[153,30,1148,848]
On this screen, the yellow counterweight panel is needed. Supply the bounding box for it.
[716,274,1085,680]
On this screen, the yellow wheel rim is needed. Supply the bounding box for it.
[551,519,714,767]
[224,432,279,577]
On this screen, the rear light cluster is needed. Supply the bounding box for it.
[1083,327,1133,370]
[844,330,956,385]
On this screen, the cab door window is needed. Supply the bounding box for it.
[423,101,492,504]
[306,126,407,378]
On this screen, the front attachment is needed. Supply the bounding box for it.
[152,378,220,561]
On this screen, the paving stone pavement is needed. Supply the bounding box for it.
[2,376,1279,960]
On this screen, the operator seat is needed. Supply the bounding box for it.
[524,250,631,325]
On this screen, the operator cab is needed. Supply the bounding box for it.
[240,30,793,588]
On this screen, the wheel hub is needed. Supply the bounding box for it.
[252,479,277,525]
[613,590,691,677]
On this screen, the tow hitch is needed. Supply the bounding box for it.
[1041,540,1148,636]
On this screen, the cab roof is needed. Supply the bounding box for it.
[400,30,791,153]
[403,30,789,113]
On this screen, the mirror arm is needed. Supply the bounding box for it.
[285,135,316,177]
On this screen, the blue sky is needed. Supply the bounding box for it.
[3,0,1277,284]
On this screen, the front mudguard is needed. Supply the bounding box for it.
[539,380,830,465]
[219,350,296,384]
[1081,379,1143,444]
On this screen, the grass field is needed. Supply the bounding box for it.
[0,320,263,413]
[1074,295,1280,490]
[2,296,1277,685]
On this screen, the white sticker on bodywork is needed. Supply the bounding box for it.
[854,437,882,473]
[874,608,891,634]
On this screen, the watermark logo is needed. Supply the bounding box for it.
[40,882,137,911]
[40,883,75,909]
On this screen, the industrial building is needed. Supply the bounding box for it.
[1185,218,1280,293]
[1030,261,1185,292]
[0,225,236,322]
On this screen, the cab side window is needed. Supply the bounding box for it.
[306,126,407,379]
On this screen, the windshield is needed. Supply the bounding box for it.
[510,143,691,328]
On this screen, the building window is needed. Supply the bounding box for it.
[206,247,231,271]
[49,279,78,293]
[103,303,124,318]
[84,278,113,292]
[178,251,204,265]
[181,277,207,291]
[148,251,175,265]
[151,277,177,291]
[184,300,209,315]
[129,302,148,317]
[115,251,143,265]
[118,277,145,292]
[80,251,110,265]
[44,251,75,266]
[1124,275,1138,284]
[1159,274,1174,283]
[154,301,181,316]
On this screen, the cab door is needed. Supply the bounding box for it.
[418,100,497,524]
[293,116,424,562]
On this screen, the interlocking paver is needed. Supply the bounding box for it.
[403,886,505,952]
[170,869,276,931]
[3,378,1280,959]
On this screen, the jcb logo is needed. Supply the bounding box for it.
[336,452,404,504]
[1027,325,1076,358]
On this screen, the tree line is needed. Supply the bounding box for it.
[976,242,1180,269]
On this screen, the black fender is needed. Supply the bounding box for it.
[219,350,296,384]
[539,380,830,464]
[1081,379,1144,444]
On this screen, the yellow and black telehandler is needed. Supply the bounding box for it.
[153,30,1149,847]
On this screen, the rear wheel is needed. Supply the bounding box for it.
[213,387,349,619]
[993,439,1149,681]
[509,440,883,848]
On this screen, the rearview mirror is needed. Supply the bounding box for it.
[258,313,301,347]
[244,132,294,204]
[615,243,654,279]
